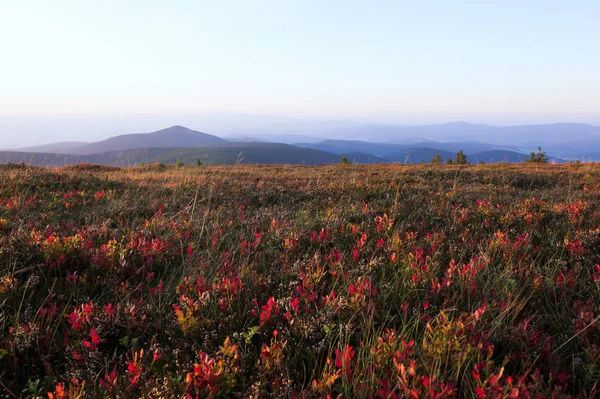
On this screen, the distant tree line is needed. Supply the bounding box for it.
[349,147,550,166]
[431,150,470,165]
[429,147,549,165]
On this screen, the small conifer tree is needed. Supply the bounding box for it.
[454,150,469,165]
[527,147,548,164]
[431,153,443,165]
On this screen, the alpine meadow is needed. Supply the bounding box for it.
[1,162,599,397]
[2,1,600,398]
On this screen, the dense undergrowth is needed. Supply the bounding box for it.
[0,163,599,398]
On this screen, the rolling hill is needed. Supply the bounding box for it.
[64,126,229,155]
[5,120,600,160]
[0,151,87,166]
[0,144,387,167]
[15,142,91,153]
[91,144,387,166]
[10,122,600,161]
[0,123,582,166]
[377,148,561,164]
[296,139,516,157]
[405,141,515,154]
[0,146,567,167]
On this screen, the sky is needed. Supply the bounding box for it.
[1,0,599,146]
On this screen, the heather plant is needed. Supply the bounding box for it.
[0,163,599,397]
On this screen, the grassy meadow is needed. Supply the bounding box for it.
[0,163,599,398]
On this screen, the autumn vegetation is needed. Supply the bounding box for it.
[1,162,599,398]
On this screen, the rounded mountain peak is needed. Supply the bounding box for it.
[161,125,193,134]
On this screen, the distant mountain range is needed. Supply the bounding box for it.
[296,139,517,157]
[2,122,599,167]
[320,121,600,146]
[376,148,560,164]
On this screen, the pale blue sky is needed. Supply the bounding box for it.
[1,0,599,127]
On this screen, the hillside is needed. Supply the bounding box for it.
[1,146,562,166]
[296,139,516,158]
[0,143,387,166]
[0,151,88,166]
[15,141,91,153]
[96,144,387,165]
[65,126,229,155]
